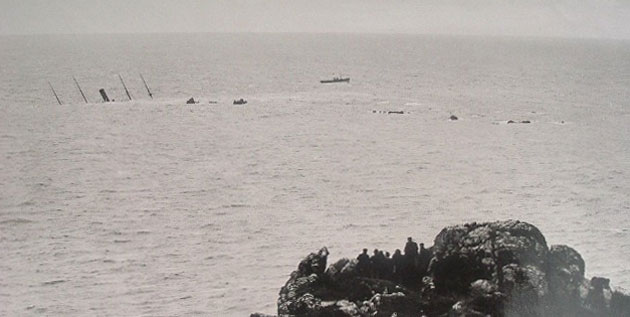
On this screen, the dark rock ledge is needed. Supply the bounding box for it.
[252,220,630,316]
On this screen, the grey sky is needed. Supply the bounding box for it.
[1,0,629,38]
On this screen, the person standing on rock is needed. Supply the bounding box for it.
[404,237,418,257]
[357,248,370,276]
[392,249,404,283]
[403,237,419,286]
[404,237,419,270]
[371,249,384,278]
[376,250,388,279]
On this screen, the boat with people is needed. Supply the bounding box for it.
[320,76,350,84]
[233,98,247,105]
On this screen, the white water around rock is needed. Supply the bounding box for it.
[1,34,629,316]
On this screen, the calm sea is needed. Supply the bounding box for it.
[1,33,629,316]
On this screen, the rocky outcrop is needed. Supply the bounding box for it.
[253,220,630,316]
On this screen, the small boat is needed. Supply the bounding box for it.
[320,76,350,84]
[233,98,247,105]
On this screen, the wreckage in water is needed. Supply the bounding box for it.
[320,76,350,84]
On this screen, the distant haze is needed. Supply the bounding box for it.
[1,0,629,39]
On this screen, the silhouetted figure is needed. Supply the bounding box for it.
[392,249,404,283]
[384,251,393,279]
[371,249,385,278]
[377,250,389,279]
[357,249,370,276]
[404,237,418,257]
[402,237,419,286]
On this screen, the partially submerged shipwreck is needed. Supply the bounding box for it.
[49,74,152,104]
[252,220,630,316]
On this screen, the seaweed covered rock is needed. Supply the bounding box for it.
[265,220,630,317]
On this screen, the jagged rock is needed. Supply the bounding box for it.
[431,220,548,296]
[547,244,587,313]
[611,290,630,316]
[470,279,497,297]
[502,263,549,316]
[585,277,613,313]
[332,299,360,316]
[549,244,585,279]
[267,220,630,317]
[298,247,329,276]
[448,300,487,317]
[368,292,423,316]
[419,276,436,300]
[325,258,358,283]
[277,248,329,315]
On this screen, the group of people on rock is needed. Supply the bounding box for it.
[356,237,431,286]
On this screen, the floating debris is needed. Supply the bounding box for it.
[372,110,405,114]
[320,76,350,84]
[42,279,66,286]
